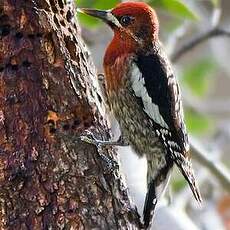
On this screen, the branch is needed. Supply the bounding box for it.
[190,138,230,192]
[171,27,230,62]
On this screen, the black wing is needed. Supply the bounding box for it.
[134,45,189,155]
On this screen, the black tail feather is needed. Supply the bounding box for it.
[143,180,157,229]
[176,160,202,204]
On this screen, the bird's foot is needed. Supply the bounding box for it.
[80,130,128,148]
[80,130,119,172]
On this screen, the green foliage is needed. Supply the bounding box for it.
[185,109,213,135]
[76,0,119,9]
[172,176,187,192]
[182,58,216,135]
[148,0,198,20]
[162,18,184,33]
[76,0,119,28]
[182,59,216,98]
[77,13,100,28]
[211,0,220,7]
[93,0,119,9]
[181,58,216,134]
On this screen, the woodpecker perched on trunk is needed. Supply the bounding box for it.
[79,2,202,228]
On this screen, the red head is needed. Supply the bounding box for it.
[111,2,159,40]
[79,2,159,63]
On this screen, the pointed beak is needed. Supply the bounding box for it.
[78,8,110,21]
[77,8,121,28]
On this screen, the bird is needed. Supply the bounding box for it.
[78,2,202,228]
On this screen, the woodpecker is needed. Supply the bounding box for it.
[79,2,202,228]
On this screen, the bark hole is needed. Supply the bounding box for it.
[50,0,58,13]
[53,15,60,27]
[57,0,64,9]
[28,34,35,39]
[60,20,66,27]
[22,61,31,68]
[0,25,11,37]
[66,10,72,22]
[15,32,23,39]
[6,63,18,72]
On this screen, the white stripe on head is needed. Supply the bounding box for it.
[106,11,122,28]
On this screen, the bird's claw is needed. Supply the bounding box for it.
[80,130,103,148]
[80,130,119,172]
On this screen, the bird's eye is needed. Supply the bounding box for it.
[120,15,133,26]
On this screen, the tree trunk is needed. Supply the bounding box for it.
[0,0,141,229]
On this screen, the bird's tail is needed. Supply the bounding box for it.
[143,180,157,229]
[176,159,202,204]
[143,162,172,229]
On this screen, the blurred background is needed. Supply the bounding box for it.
[76,0,230,229]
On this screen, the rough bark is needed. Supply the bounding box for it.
[0,0,141,229]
